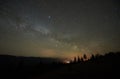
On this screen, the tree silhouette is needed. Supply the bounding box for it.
[73,57,77,63]
[80,57,84,62]
[91,54,95,60]
[77,56,80,62]
[83,54,87,60]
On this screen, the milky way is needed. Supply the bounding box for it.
[0,0,120,58]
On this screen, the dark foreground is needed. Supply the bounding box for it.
[0,52,120,79]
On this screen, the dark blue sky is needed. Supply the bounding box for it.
[0,0,120,59]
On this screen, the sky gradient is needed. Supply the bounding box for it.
[0,0,120,59]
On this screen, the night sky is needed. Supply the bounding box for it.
[0,0,120,59]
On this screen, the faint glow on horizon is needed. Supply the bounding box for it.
[63,60,70,64]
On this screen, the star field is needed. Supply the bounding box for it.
[0,0,120,59]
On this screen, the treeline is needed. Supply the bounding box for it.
[71,52,120,64]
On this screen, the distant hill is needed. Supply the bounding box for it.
[0,55,61,66]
